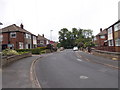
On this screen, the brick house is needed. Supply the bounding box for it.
[110,20,120,52]
[94,28,108,47]
[37,34,49,47]
[94,20,120,52]
[2,24,37,50]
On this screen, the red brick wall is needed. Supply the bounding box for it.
[2,32,25,49]
[2,33,9,44]
[96,35,107,46]
[16,32,24,49]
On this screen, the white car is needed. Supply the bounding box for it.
[73,47,78,51]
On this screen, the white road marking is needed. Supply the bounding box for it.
[77,59,82,61]
[80,76,88,79]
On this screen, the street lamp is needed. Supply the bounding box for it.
[0,22,3,71]
[50,30,53,41]
[0,22,3,52]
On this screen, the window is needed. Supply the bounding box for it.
[25,44,28,49]
[115,39,120,46]
[10,32,16,38]
[33,36,37,44]
[114,22,120,31]
[19,42,23,49]
[40,41,44,44]
[94,37,97,41]
[108,27,112,34]
[108,40,114,46]
[108,27,113,40]
[25,33,31,39]
[100,35,105,39]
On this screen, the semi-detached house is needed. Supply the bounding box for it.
[93,20,120,52]
[2,24,37,50]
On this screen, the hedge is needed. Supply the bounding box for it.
[16,47,46,54]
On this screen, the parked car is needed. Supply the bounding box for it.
[73,47,78,51]
[59,47,64,51]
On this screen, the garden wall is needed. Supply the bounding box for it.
[2,53,32,67]
[92,49,120,60]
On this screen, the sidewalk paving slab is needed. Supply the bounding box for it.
[2,55,40,88]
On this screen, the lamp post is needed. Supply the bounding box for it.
[50,30,53,41]
[0,22,3,70]
[0,22,3,52]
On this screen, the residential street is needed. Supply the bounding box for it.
[35,49,119,88]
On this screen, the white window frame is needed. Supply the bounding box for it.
[115,38,120,46]
[19,42,23,49]
[40,41,44,44]
[10,32,16,38]
[108,40,114,46]
[108,27,113,40]
[114,22,120,31]
[25,33,31,39]
[100,35,105,39]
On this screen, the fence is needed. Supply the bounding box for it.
[94,46,115,52]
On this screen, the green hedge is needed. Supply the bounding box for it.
[16,47,46,54]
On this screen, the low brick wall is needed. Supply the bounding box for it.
[92,49,120,60]
[2,53,32,67]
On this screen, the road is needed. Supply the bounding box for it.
[35,49,119,88]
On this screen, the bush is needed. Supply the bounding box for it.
[31,48,41,54]
[2,49,19,56]
[18,51,29,55]
[17,47,46,54]
[40,50,46,54]
[16,49,31,52]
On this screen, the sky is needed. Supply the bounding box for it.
[0,0,120,41]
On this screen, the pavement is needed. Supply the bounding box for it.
[2,55,40,88]
[75,51,119,69]
[35,49,119,88]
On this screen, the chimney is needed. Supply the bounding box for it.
[20,23,24,29]
[42,34,44,37]
[100,28,102,32]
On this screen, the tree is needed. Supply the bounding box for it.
[58,28,94,49]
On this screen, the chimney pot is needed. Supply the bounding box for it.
[100,28,102,32]
[20,23,24,29]
[42,34,44,37]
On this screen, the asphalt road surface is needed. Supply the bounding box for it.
[35,49,119,88]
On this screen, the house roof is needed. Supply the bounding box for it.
[96,29,107,36]
[107,20,120,29]
[37,34,49,41]
[2,24,32,34]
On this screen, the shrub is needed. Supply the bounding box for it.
[16,49,31,52]
[16,47,47,54]
[31,48,41,54]
[18,51,29,55]
[2,49,19,56]
[40,50,46,54]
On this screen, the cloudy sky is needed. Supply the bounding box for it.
[0,0,120,41]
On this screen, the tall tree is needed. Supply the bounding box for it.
[58,28,94,49]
